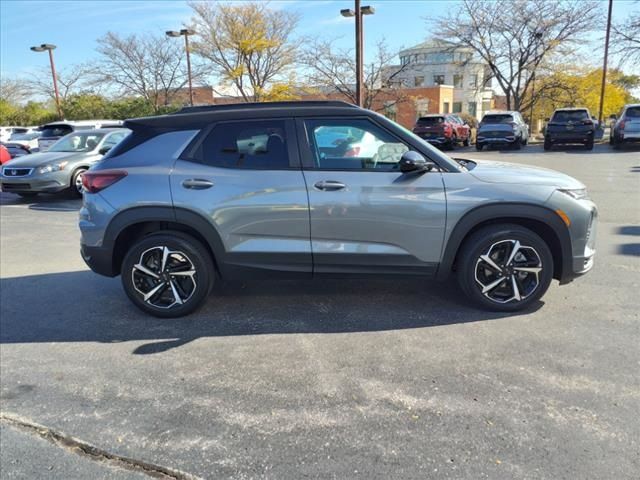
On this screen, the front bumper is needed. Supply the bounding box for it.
[1,169,70,193]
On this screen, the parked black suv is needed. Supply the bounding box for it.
[544,108,595,150]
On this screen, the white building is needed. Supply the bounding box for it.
[386,40,494,121]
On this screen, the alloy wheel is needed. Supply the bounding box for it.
[474,239,542,304]
[131,246,197,309]
[75,171,85,194]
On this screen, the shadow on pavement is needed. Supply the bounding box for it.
[0,192,81,211]
[618,226,640,236]
[0,270,540,355]
[617,244,640,256]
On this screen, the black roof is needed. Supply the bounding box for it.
[125,100,362,130]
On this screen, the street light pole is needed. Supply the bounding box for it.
[598,0,614,124]
[340,3,375,107]
[166,29,196,106]
[30,44,62,120]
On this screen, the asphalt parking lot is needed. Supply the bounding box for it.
[1,143,639,479]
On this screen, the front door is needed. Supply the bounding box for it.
[298,117,446,275]
[171,118,312,276]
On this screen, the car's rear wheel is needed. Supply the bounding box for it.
[70,168,87,198]
[585,136,594,150]
[457,224,553,312]
[513,136,522,150]
[121,232,215,318]
[475,142,483,151]
[543,137,552,151]
[463,136,470,147]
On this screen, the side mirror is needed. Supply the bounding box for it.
[98,146,111,155]
[399,151,431,173]
[544,117,550,122]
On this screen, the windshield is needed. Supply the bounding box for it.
[551,110,589,122]
[625,107,640,118]
[10,132,41,140]
[482,114,513,124]
[40,125,73,138]
[49,132,105,152]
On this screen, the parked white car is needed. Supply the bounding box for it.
[0,126,37,143]
[8,131,42,150]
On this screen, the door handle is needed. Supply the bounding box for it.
[314,180,346,191]
[182,178,214,190]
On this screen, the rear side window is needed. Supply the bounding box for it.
[192,120,290,169]
[482,114,513,124]
[625,107,640,118]
[40,125,73,137]
[552,110,589,122]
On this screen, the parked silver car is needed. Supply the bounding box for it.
[610,103,640,149]
[476,111,529,150]
[79,101,597,318]
[1,128,129,198]
[37,120,124,151]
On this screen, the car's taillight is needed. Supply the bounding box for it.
[582,120,593,126]
[82,170,127,193]
[344,146,361,157]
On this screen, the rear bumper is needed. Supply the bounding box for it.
[81,244,117,277]
[547,131,594,143]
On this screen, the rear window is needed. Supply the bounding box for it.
[40,125,73,137]
[551,110,589,122]
[625,107,640,118]
[416,117,444,125]
[482,114,513,124]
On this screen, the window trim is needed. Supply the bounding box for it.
[179,118,300,170]
[296,116,412,172]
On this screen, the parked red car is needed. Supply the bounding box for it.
[0,144,12,165]
[412,114,471,149]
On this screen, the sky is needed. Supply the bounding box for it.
[1,0,639,86]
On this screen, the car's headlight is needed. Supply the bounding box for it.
[558,188,589,201]
[37,161,68,174]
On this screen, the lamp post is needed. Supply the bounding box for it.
[340,2,375,107]
[30,44,62,119]
[598,0,614,125]
[166,29,196,106]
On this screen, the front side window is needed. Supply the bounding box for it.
[193,120,289,169]
[305,119,409,171]
[453,74,463,88]
[49,132,105,152]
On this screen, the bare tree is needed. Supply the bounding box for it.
[300,38,408,110]
[433,0,600,111]
[26,64,91,103]
[0,77,30,104]
[95,32,196,112]
[611,6,640,67]
[189,1,299,101]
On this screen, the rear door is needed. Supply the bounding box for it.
[170,118,312,275]
[298,116,446,275]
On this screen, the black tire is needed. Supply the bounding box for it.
[585,136,594,150]
[17,192,38,199]
[543,137,552,151]
[70,168,87,198]
[513,136,522,150]
[121,231,215,318]
[463,136,470,147]
[449,135,457,150]
[475,142,483,151]
[522,137,528,146]
[456,224,553,312]
[612,136,621,150]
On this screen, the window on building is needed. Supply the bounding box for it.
[443,102,450,114]
[452,102,462,113]
[414,76,424,87]
[453,74,463,88]
[469,74,479,88]
[467,102,477,117]
[433,75,445,85]
[193,120,290,169]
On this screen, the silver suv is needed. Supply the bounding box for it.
[476,111,529,150]
[79,101,597,317]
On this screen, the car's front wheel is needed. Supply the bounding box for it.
[456,224,553,312]
[121,232,215,317]
[70,168,87,198]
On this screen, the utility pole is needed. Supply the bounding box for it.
[30,44,62,120]
[340,2,375,107]
[166,29,196,106]
[598,0,614,124]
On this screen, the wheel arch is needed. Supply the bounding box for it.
[103,207,225,277]
[437,203,572,282]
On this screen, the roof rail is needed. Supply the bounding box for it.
[173,100,357,115]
